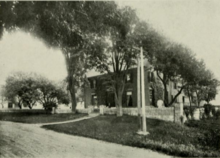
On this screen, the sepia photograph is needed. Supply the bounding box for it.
[0,0,220,157]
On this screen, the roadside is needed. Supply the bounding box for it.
[0,121,173,158]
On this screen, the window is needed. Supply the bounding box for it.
[8,103,13,108]
[93,79,96,88]
[90,79,93,88]
[90,79,97,89]
[126,91,133,107]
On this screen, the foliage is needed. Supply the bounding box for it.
[43,115,220,157]
[0,1,120,112]
[1,1,219,113]
[87,6,146,116]
[183,106,197,119]
[185,119,220,150]
[4,72,40,109]
[184,70,220,106]
[35,77,70,111]
[203,103,220,119]
[3,72,70,111]
[204,103,213,117]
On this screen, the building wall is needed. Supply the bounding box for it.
[85,68,151,107]
[85,68,190,108]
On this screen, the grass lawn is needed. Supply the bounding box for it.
[43,115,220,157]
[0,112,87,124]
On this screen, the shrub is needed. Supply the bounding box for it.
[44,101,57,113]
[204,103,212,118]
[215,109,220,119]
[199,128,220,150]
[184,106,197,119]
[185,119,220,150]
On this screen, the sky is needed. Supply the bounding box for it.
[0,0,220,104]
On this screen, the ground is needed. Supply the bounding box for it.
[0,113,87,124]
[0,121,173,158]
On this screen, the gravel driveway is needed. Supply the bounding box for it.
[0,121,174,158]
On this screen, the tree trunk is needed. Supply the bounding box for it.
[163,82,169,107]
[195,90,200,107]
[168,86,184,106]
[17,100,22,109]
[115,92,123,116]
[156,71,168,106]
[28,105,32,109]
[69,77,77,113]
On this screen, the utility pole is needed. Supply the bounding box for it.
[136,46,149,135]
[140,47,147,133]
[133,47,149,135]
[137,55,142,131]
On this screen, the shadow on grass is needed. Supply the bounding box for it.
[0,112,87,124]
[43,115,220,157]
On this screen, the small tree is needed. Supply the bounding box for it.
[4,72,39,109]
[35,77,70,112]
[3,72,70,111]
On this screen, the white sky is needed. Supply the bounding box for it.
[0,31,67,85]
[0,0,220,104]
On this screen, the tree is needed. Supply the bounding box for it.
[87,6,145,116]
[4,72,40,109]
[0,1,119,112]
[186,70,220,106]
[3,72,70,111]
[35,77,70,112]
[147,42,203,107]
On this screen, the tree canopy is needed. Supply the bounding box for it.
[3,72,69,111]
[0,1,219,111]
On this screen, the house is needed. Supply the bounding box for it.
[84,68,190,108]
[84,68,150,108]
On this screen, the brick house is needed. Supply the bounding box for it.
[84,68,189,108]
[85,68,153,108]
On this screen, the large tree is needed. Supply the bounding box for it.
[147,42,202,107]
[87,7,152,116]
[185,69,220,106]
[0,1,118,112]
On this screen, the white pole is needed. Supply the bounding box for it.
[137,54,141,131]
[140,47,147,133]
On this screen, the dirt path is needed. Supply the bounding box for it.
[0,121,175,158]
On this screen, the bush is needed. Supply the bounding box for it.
[199,128,220,150]
[185,119,220,150]
[215,109,220,119]
[184,106,197,119]
[44,102,57,113]
[204,103,212,118]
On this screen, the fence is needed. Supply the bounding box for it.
[99,103,182,123]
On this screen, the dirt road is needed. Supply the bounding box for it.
[0,121,174,158]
